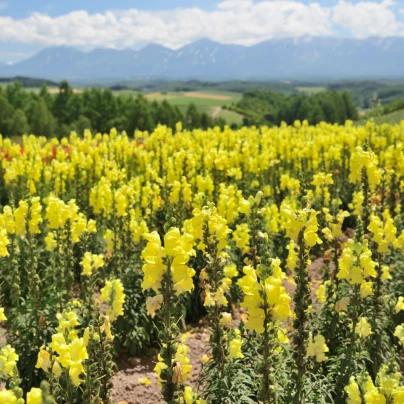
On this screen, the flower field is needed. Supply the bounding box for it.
[0,120,403,403]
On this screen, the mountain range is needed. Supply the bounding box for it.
[1,37,404,81]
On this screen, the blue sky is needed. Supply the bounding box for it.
[1,1,221,17]
[1,0,403,63]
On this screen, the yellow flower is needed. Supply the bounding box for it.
[141,231,166,292]
[44,232,57,251]
[69,361,85,386]
[138,377,151,385]
[181,386,206,404]
[368,213,397,253]
[377,364,401,397]
[394,392,404,403]
[80,252,92,276]
[45,197,70,230]
[277,328,289,344]
[28,197,42,235]
[69,338,88,363]
[316,284,327,303]
[80,252,104,276]
[0,389,17,404]
[146,294,163,318]
[232,223,250,254]
[100,279,125,322]
[381,265,391,281]
[238,260,291,333]
[0,229,9,257]
[229,335,244,359]
[360,281,374,298]
[395,297,404,313]
[0,308,6,322]
[307,334,329,362]
[286,240,298,271]
[56,310,79,335]
[87,219,97,234]
[355,317,372,339]
[154,360,167,386]
[362,376,385,404]
[345,377,361,404]
[14,200,28,237]
[394,324,404,345]
[349,146,381,188]
[142,228,195,296]
[104,229,114,254]
[26,387,42,404]
[335,297,350,312]
[173,344,192,384]
[220,312,232,326]
[52,361,62,377]
[0,345,19,377]
[337,239,376,286]
[35,348,51,372]
[304,210,323,247]
[223,264,238,278]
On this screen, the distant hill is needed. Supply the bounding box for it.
[1,37,404,81]
[0,76,59,87]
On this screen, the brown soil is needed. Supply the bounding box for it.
[111,329,210,404]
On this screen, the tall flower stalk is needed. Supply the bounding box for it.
[141,228,195,403]
[282,203,323,402]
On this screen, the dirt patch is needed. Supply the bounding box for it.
[111,329,210,404]
[183,92,231,101]
[211,106,222,118]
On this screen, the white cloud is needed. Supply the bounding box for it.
[217,0,254,11]
[0,1,402,50]
[333,0,403,38]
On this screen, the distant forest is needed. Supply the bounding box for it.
[3,77,404,137]
[232,90,358,126]
[0,81,225,138]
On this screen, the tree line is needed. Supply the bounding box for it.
[235,90,358,126]
[0,81,225,138]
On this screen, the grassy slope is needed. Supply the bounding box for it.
[356,109,404,125]
[144,90,244,124]
[372,109,404,124]
[296,86,326,94]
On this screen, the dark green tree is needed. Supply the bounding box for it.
[9,109,30,137]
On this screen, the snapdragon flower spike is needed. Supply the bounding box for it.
[238,258,292,333]
[141,228,195,297]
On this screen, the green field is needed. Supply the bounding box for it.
[13,85,245,125]
[371,109,404,124]
[356,108,404,126]
[216,109,244,125]
[143,90,244,124]
[296,86,326,94]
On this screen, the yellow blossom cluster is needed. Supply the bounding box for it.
[238,258,292,333]
[36,311,88,386]
[100,279,125,322]
[337,239,376,296]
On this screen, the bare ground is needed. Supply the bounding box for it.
[111,329,210,404]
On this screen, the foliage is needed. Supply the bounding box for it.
[236,89,358,126]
